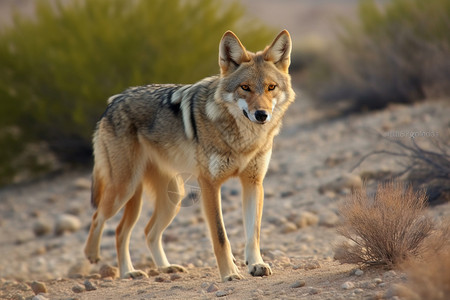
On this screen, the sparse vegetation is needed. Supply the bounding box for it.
[0,0,273,185]
[353,136,450,205]
[303,0,450,112]
[336,181,434,266]
[401,220,450,300]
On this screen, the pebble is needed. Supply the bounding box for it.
[341,281,355,290]
[294,211,319,228]
[54,214,81,235]
[318,210,340,227]
[99,264,119,279]
[354,269,364,276]
[373,278,383,284]
[170,274,182,281]
[281,222,297,233]
[32,295,48,300]
[216,290,228,297]
[353,288,363,294]
[74,177,91,190]
[383,270,397,278]
[207,283,219,293]
[72,284,85,293]
[307,287,320,295]
[33,220,52,237]
[68,260,91,278]
[290,280,306,288]
[84,280,97,291]
[30,281,47,295]
[154,276,166,283]
[148,269,160,276]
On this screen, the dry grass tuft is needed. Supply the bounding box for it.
[336,181,434,267]
[401,220,450,300]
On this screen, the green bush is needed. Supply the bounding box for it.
[304,0,450,111]
[0,0,273,185]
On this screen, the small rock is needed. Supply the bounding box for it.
[86,273,101,279]
[170,274,182,281]
[294,211,319,228]
[68,260,91,278]
[30,281,47,295]
[281,222,297,233]
[318,210,340,227]
[353,288,363,294]
[307,287,320,295]
[383,270,397,278]
[148,269,160,276]
[304,260,321,270]
[373,278,383,284]
[318,174,362,194]
[33,220,52,237]
[54,214,81,235]
[341,281,355,290]
[74,177,91,190]
[99,264,119,279]
[354,269,364,276]
[84,280,97,291]
[290,280,306,288]
[207,283,219,293]
[32,295,48,300]
[216,290,228,297]
[72,284,85,293]
[154,276,166,282]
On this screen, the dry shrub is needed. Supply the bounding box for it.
[353,137,450,205]
[401,220,450,300]
[336,181,434,266]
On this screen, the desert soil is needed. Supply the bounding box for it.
[1,92,449,299]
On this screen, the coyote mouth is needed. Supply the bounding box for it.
[243,110,250,120]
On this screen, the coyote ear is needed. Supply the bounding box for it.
[264,30,292,73]
[219,31,250,75]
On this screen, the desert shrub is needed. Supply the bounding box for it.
[335,181,434,266]
[401,220,450,300]
[0,0,273,185]
[304,0,450,112]
[353,137,450,204]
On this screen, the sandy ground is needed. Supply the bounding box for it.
[1,94,449,299]
[1,1,450,299]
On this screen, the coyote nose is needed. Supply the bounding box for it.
[255,110,268,122]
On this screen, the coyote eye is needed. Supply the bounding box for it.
[268,84,276,91]
[241,85,250,91]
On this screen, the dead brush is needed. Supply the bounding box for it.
[335,181,434,267]
[401,220,450,300]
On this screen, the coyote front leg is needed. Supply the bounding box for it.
[199,176,242,281]
[240,152,273,277]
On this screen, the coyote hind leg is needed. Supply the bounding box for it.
[144,169,186,274]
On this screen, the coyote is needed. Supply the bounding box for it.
[84,30,295,281]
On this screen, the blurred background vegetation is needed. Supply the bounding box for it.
[300,0,450,112]
[0,0,449,186]
[0,0,274,185]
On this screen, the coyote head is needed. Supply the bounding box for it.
[216,30,292,124]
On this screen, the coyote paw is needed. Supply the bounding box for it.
[223,273,243,282]
[249,263,272,277]
[85,251,100,264]
[123,270,149,279]
[159,264,187,274]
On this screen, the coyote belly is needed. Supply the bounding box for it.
[84,30,295,281]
